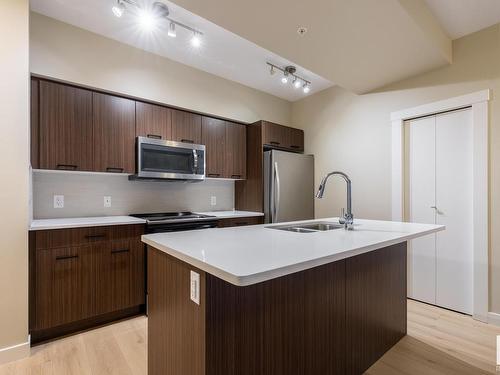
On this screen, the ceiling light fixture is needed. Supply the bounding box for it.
[267,63,311,94]
[168,22,176,37]
[112,0,126,18]
[191,32,201,47]
[111,1,203,41]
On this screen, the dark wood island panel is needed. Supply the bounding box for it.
[147,242,407,375]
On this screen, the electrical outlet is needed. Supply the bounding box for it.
[104,196,112,208]
[190,271,200,305]
[210,196,217,206]
[53,195,64,209]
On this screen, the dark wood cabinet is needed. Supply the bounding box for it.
[29,224,145,343]
[136,101,172,140]
[171,109,202,144]
[34,245,94,330]
[94,237,145,315]
[261,120,304,152]
[224,122,246,179]
[217,216,263,228]
[30,79,39,169]
[39,81,93,171]
[202,117,226,178]
[93,93,136,173]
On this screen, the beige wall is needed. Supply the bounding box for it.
[0,0,29,354]
[29,12,291,125]
[292,24,500,313]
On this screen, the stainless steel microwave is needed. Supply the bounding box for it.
[130,137,205,181]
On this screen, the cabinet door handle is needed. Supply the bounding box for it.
[56,255,79,261]
[111,248,130,254]
[106,167,124,173]
[57,164,77,170]
[235,222,249,226]
[207,173,221,177]
[231,174,242,179]
[269,141,280,145]
[290,145,301,149]
[181,139,194,144]
[147,134,162,139]
[85,234,107,239]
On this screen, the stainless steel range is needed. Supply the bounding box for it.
[131,212,218,233]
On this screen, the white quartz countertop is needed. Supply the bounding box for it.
[29,216,146,231]
[195,210,264,219]
[142,218,444,286]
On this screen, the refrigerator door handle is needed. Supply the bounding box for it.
[274,161,280,222]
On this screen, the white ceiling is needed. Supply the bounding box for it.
[29,0,333,102]
[424,0,500,39]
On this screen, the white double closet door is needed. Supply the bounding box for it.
[406,108,473,314]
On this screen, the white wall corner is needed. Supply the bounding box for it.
[0,336,30,366]
[391,119,404,221]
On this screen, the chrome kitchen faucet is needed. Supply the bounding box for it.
[316,171,354,230]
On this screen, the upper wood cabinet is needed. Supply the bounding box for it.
[201,117,226,178]
[261,121,304,152]
[136,102,172,140]
[39,81,93,171]
[225,122,246,179]
[93,93,136,174]
[171,109,202,144]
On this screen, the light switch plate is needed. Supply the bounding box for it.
[210,196,217,206]
[190,271,200,305]
[53,195,64,209]
[104,196,112,208]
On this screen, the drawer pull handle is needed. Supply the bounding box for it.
[180,139,194,144]
[111,248,130,254]
[56,255,79,261]
[147,134,162,139]
[231,174,242,179]
[269,141,280,145]
[207,173,221,177]
[106,167,124,173]
[235,222,248,226]
[290,145,301,149]
[57,164,77,170]
[85,234,107,239]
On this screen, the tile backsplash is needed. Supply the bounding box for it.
[32,171,234,219]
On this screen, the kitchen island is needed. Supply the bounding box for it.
[143,218,443,375]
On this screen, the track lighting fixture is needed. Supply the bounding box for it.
[168,22,176,37]
[191,32,201,47]
[111,0,203,45]
[267,63,312,94]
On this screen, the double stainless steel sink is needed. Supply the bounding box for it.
[266,221,344,233]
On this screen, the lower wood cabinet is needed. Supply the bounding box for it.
[29,224,146,343]
[217,216,263,228]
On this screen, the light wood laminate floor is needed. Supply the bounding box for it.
[0,300,499,374]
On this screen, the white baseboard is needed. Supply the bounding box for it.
[0,336,30,365]
[488,312,500,327]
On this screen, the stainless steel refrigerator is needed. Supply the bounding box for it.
[264,150,315,223]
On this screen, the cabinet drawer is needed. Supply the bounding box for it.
[218,216,263,228]
[34,224,144,249]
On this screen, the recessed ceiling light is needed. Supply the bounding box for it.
[168,22,176,38]
[297,26,308,36]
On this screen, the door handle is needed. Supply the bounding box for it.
[56,164,78,170]
[192,150,198,172]
[274,161,280,222]
[111,248,130,254]
[181,139,194,144]
[147,134,162,139]
[106,167,124,173]
[55,255,79,261]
